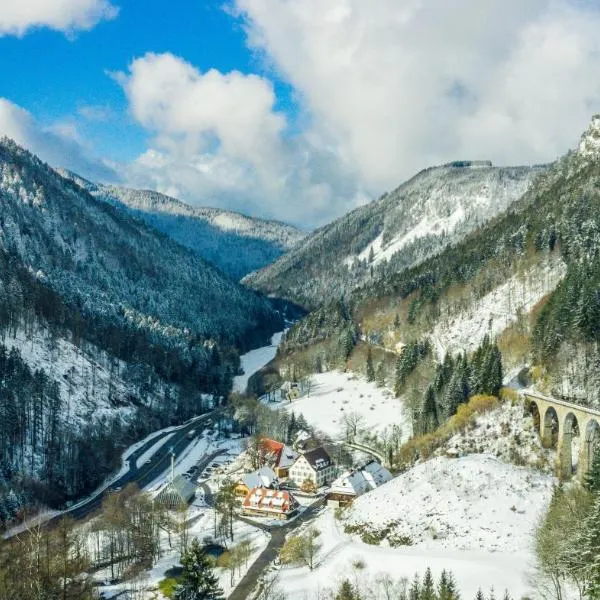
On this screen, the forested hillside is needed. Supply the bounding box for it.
[245,161,546,309]
[60,172,306,280]
[0,138,284,526]
[280,116,600,410]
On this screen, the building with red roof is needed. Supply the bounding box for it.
[241,487,299,520]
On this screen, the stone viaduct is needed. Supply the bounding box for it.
[523,391,600,479]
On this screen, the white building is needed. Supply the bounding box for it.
[289,447,335,488]
[327,461,393,507]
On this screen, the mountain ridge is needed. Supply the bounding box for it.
[58,169,307,280]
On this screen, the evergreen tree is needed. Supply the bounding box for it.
[585,443,600,494]
[474,590,485,600]
[421,567,436,600]
[335,579,360,600]
[438,569,460,600]
[375,362,386,387]
[174,538,224,600]
[581,496,600,598]
[366,348,375,382]
[408,573,420,600]
[422,386,439,434]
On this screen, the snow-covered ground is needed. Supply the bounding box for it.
[233,331,284,393]
[279,371,410,441]
[1,326,144,427]
[345,454,553,553]
[277,509,536,599]
[95,507,269,599]
[277,454,554,598]
[443,400,552,470]
[432,254,566,356]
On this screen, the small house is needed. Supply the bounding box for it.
[235,466,278,498]
[258,438,298,478]
[327,461,393,507]
[155,474,196,508]
[289,447,335,489]
[241,487,299,520]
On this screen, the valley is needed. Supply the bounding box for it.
[2,116,600,600]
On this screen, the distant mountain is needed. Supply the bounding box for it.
[244,161,547,309]
[282,116,600,409]
[0,138,283,519]
[59,171,306,280]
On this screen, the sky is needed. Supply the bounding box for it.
[1,1,600,227]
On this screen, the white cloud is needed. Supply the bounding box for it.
[0,98,118,181]
[233,0,600,191]
[0,0,118,37]
[117,53,365,224]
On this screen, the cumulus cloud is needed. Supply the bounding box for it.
[0,0,118,37]
[233,0,600,191]
[0,98,118,182]
[117,53,365,224]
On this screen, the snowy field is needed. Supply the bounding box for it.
[280,371,410,441]
[277,510,535,599]
[345,454,553,553]
[277,455,554,598]
[233,330,284,393]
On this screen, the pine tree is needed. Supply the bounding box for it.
[408,573,420,600]
[375,362,386,387]
[422,386,439,434]
[581,496,600,598]
[174,538,224,600]
[438,569,460,600]
[366,348,375,382]
[335,579,360,600]
[585,443,600,494]
[421,567,436,600]
[475,590,485,600]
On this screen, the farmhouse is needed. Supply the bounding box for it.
[327,461,393,507]
[289,447,335,489]
[241,487,299,520]
[258,438,298,478]
[235,466,278,498]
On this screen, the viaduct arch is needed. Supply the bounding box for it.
[524,392,600,480]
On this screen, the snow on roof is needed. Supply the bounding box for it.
[329,461,393,497]
[242,486,299,513]
[278,445,299,469]
[300,447,333,471]
[242,466,277,490]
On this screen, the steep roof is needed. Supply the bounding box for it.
[242,487,299,514]
[260,438,284,463]
[329,461,393,497]
[156,474,196,504]
[299,447,333,471]
[242,466,277,490]
[278,445,299,469]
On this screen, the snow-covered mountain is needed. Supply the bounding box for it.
[245,161,547,308]
[281,116,600,407]
[59,171,306,280]
[0,138,284,518]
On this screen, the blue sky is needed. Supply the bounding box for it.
[1,1,599,226]
[0,1,286,162]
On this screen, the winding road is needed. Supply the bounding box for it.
[4,411,219,539]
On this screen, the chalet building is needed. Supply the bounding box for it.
[241,487,299,520]
[327,461,393,507]
[259,438,298,478]
[235,466,278,498]
[289,447,335,489]
[155,474,196,508]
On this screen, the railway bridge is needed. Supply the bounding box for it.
[523,391,600,479]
